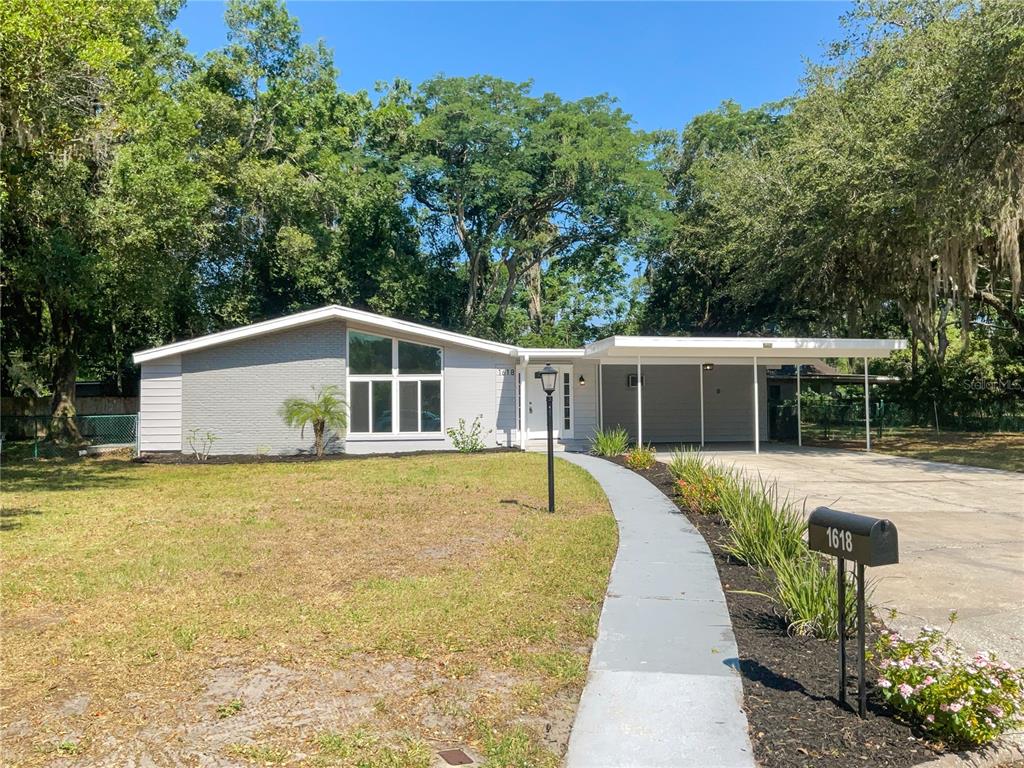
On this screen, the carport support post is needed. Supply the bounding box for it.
[864,356,871,453]
[636,357,643,447]
[837,557,847,705]
[752,356,760,454]
[796,365,802,447]
[519,355,529,450]
[699,363,705,448]
[857,563,867,718]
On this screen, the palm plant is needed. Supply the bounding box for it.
[279,385,348,458]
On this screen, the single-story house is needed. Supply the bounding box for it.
[132,305,906,456]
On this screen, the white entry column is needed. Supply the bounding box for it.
[519,355,529,450]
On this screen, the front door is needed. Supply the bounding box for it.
[527,365,573,438]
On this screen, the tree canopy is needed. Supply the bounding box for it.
[2,0,1021,421]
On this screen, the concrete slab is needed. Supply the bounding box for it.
[660,445,1024,665]
[558,453,755,768]
[564,670,752,768]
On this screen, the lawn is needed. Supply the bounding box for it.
[0,452,616,766]
[806,428,1024,472]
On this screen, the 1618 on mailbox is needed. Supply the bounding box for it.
[807,507,898,567]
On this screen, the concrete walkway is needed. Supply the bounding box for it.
[559,453,755,768]
[662,445,1024,665]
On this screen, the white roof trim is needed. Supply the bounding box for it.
[518,348,586,359]
[132,305,519,364]
[133,306,907,366]
[584,335,907,359]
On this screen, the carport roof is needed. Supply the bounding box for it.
[583,335,906,361]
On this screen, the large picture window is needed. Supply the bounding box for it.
[347,331,443,435]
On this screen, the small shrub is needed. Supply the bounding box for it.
[590,426,630,457]
[624,445,656,470]
[186,428,218,462]
[446,415,491,452]
[874,624,1024,748]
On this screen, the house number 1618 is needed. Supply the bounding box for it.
[827,527,853,553]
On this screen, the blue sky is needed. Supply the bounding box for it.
[173,1,852,132]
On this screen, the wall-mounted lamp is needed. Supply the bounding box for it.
[578,375,586,387]
[702,363,715,372]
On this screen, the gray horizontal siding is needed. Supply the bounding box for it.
[573,360,600,441]
[601,363,767,444]
[181,320,346,455]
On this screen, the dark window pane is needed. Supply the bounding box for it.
[421,381,441,432]
[350,331,392,374]
[372,381,392,432]
[350,382,369,432]
[398,340,441,374]
[399,381,419,432]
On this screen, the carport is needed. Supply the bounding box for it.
[584,336,906,453]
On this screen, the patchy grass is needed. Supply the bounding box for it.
[1,452,615,765]
[810,428,1024,472]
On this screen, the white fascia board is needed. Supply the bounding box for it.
[133,305,520,364]
[584,336,907,359]
[518,348,586,360]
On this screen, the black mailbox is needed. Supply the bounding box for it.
[808,507,898,567]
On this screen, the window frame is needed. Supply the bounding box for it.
[346,329,444,438]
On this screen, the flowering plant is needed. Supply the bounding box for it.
[675,472,725,516]
[873,621,1024,747]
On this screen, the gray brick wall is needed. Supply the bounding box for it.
[181,320,346,455]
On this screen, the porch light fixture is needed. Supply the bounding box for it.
[578,374,586,387]
[703,363,715,372]
[538,363,558,513]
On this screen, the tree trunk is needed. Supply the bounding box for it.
[313,420,325,458]
[527,261,542,330]
[49,308,83,444]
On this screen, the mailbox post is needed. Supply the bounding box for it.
[808,507,899,718]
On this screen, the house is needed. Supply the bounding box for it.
[132,305,906,456]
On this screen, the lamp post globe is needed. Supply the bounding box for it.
[538,364,558,512]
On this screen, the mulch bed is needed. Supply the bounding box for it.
[610,456,944,768]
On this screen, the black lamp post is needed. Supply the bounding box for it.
[538,363,558,513]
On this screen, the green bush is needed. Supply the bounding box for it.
[590,427,630,457]
[624,445,656,470]
[874,624,1024,748]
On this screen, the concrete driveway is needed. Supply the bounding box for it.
[659,446,1024,665]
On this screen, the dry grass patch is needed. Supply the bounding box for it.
[1,452,615,766]
[810,428,1024,472]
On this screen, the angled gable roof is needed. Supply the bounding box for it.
[132,305,519,364]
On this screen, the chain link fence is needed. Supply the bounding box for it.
[769,400,1024,442]
[1,414,138,459]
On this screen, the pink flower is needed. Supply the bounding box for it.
[877,678,892,688]
[940,703,950,712]
[949,702,963,713]
[926,714,935,723]
[922,676,935,686]
[898,683,914,698]
[987,704,1004,718]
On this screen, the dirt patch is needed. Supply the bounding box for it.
[5,652,579,766]
[614,456,946,768]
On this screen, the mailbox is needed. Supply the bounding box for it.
[807,507,898,567]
